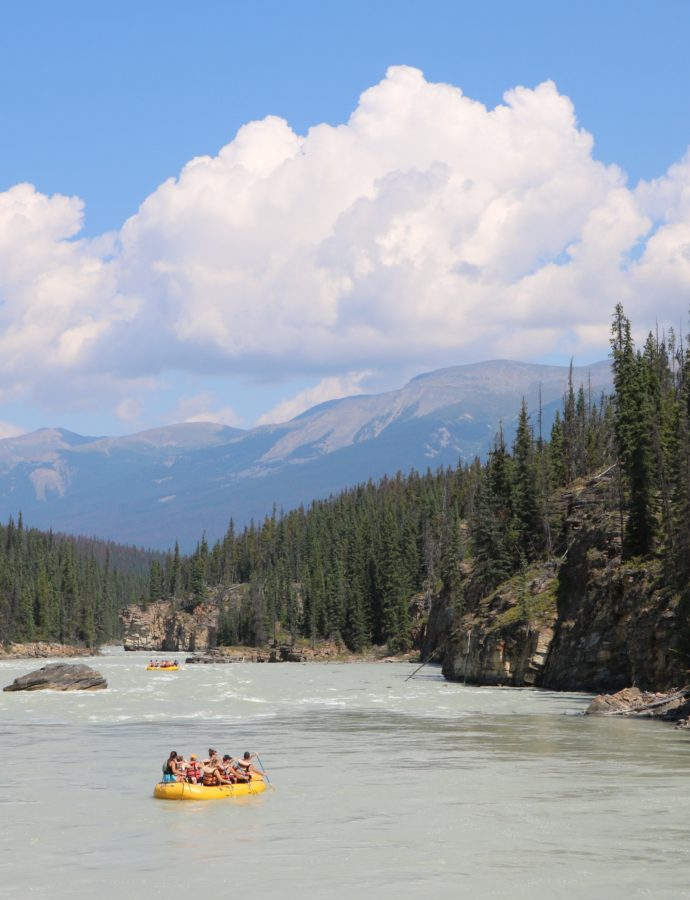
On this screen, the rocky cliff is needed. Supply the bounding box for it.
[434,562,559,686]
[120,585,250,652]
[434,470,690,691]
[541,487,685,691]
[121,600,220,652]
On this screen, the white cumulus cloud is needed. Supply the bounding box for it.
[0,421,26,439]
[256,372,373,425]
[171,392,243,428]
[1,66,690,427]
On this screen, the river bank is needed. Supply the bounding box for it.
[0,638,419,663]
[183,641,418,665]
[0,641,91,660]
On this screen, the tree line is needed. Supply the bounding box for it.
[0,516,155,647]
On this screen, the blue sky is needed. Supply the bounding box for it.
[1,0,690,437]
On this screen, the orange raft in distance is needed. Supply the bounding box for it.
[154,773,267,800]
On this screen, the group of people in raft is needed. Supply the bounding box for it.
[149,659,179,668]
[162,749,263,786]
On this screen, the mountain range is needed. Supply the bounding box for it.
[0,359,612,550]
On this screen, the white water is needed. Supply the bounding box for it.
[1,651,689,899]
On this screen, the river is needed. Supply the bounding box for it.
[1,650,688,899]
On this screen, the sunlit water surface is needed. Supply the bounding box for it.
[1,650,689,899]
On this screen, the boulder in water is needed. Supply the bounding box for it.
[585,685,690,718]
[585,687,647,715]
[3,662,107,692]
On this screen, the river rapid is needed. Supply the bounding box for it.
[1,650,689,900]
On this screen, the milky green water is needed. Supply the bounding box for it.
[1,650,689,900]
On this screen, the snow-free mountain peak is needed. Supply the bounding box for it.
[0,358,612,549]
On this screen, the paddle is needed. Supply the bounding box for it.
[256,754,275,791]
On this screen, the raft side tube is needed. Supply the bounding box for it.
[153,775,267,800]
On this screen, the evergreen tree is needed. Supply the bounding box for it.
[512,399,541,559]
[549,411,566,488]
[610,304,656,556]
[190,556,207,607]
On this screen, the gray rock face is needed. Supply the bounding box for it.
[121,600,219,652]
[3,663,107,692]
[436,563,559,687]
[540,477,686,692]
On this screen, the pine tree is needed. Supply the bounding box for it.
[375,509,411,651]
[148,560,164,604]
[610,305,656,556]
[549,411,566,488]
[60,552,79,643]
[35,566,58,640]
[470,470,513,594]
[169,542,181,597]
[190,556,207,607]
[512,399,541,559]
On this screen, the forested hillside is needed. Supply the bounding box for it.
[149,305,690,656]
[4,304,687,658]
[0,518,155,647]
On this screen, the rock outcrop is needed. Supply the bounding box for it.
[541,475,687,692]
[186,640,344,664]
[121,600,219,652]
[186,648,270,664]
[585,686,690,723]
[436,469,690,691]
[0,642,88,659]
[438,564,559,686]
[3,663,107,692]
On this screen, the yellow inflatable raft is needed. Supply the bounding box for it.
[154,775,267,800]
[146,665,179,671]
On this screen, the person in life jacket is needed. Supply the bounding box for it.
[185,754,201,783]
[220,755,241,783]
[200,750,222,786]
[202,748,218,766]
[201,760,235,787]
[201,762,219,786]
[233,752,262,781]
